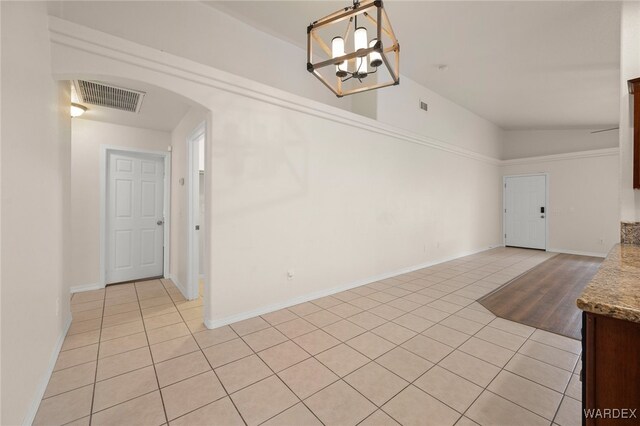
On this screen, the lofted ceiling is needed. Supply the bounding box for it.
[71,77,193,132]
[206,1,621,130]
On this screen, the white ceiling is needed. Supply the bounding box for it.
[207,1,621,130]
[72,77,193,132]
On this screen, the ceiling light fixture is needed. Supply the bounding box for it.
[70,103,87,118]
[307,0,400,97]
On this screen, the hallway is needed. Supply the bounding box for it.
[35,248,582,426]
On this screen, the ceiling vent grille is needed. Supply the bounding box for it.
[73,80,145,113]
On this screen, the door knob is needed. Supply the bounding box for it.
[157,220,164,226]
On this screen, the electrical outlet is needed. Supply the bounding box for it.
[287,270,295,280]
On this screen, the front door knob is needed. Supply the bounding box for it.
[157,220,164,226]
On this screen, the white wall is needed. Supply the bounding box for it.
[70,119,172,289]
[619,1,640,221]
[170,108,207,294]
[376,75,504,158]
[50,15,505,326]
[1,2,71,424]
[502,151,619,257]
[49,2,507,159]
[48,0,349,113]
[207,92,502,323]
[0,2,3,418]
[503,129,619,160]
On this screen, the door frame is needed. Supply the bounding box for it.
[100,145,172,287]
[502,173,549,250]
[187,122,206,300]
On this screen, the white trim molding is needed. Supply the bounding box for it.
[48,17,621,172]
[48,16,500,167]
[501,147,619,166]
[23,315,72,426]
[70,283,103,294]
[548,248,608,258]
[205,245,500,329]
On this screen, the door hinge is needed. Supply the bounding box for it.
[504,234,507,238]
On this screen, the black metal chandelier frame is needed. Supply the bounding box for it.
[306,0,400,98]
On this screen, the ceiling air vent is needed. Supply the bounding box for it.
[419,100,428,112]
[73,80,145,113]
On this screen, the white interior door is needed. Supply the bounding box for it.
[504,175,546,250]
[188,129,205,300]
[107,152,165,284]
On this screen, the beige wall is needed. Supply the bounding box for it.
[48,0,349,113]
[376,75,504,159]
[503,129,619,160]
[70,119,172,289]
[619,1,640,221]
[207,92,503,324]
[1,2,71,424]
[502,152,620,257]
[2,5,624,424]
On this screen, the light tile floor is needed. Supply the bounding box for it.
[35,247,583,426]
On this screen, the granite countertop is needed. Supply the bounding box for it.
[577,243,640,323]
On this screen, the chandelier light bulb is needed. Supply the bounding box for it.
[354,26,368,77]
[331,36,348,77]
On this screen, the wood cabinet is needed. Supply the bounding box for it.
[582,312,640,425]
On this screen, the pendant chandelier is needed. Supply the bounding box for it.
[306,0,400,98]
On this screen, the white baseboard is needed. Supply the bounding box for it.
[23,315,72,426]
[169,274,189,300]
[69,282,104,293]
[204,245,499,329]
[547,248,607,258]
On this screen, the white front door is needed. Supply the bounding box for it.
[504,175,546,250]
[106,152,165,284]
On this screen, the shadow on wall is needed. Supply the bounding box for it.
[212,101,309,220]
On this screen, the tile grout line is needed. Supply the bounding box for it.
[551,359,583,424]
[115,272,571,423]
[45,249,571,426]
[345,255,549,423]
[230,322,326,426]
[132,280,171,425]
[200,251,562,424]
[457,328,566,423]
[336,254,570,423]
[164,280,251,426]
[87,288,107,426]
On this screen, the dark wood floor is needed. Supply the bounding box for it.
[479,253,602,340]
